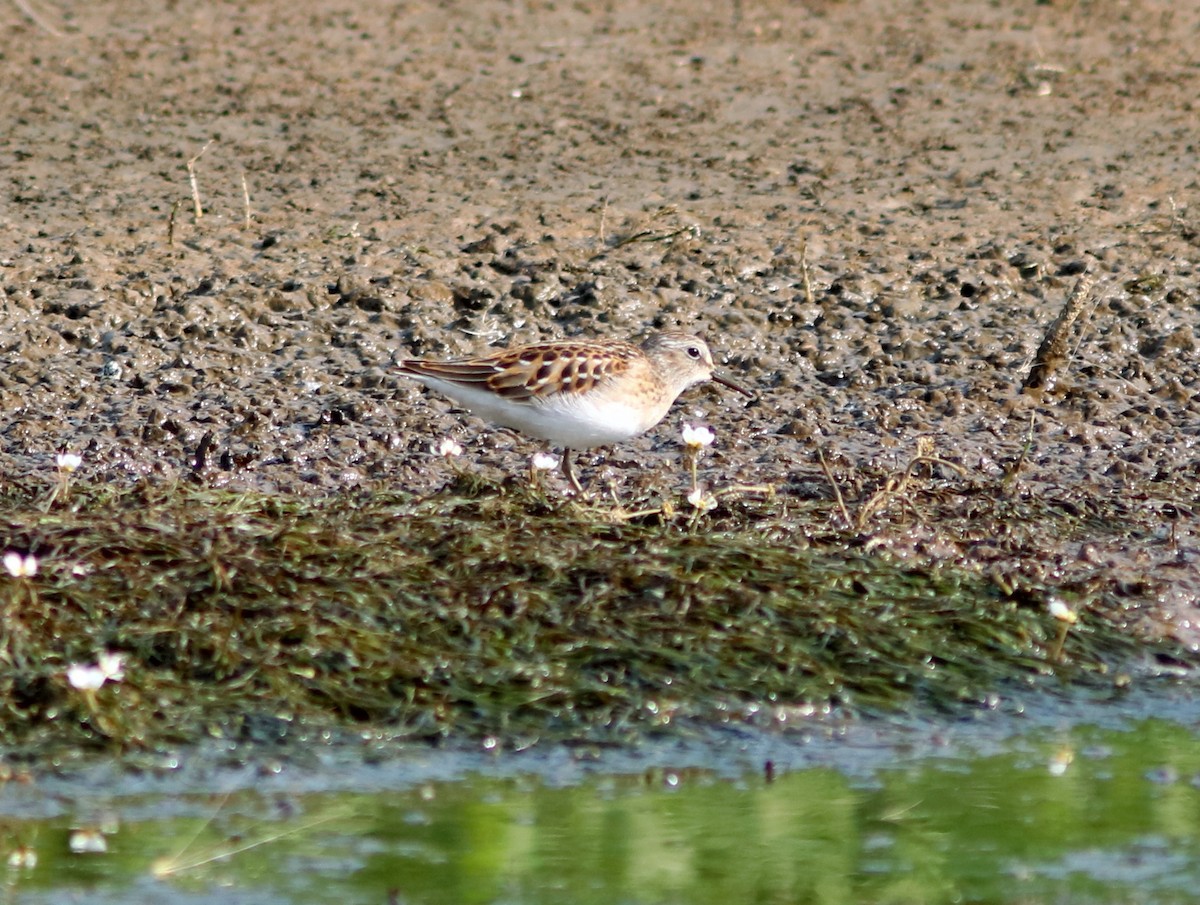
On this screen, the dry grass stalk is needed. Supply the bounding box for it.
[187,139,216,220]
[240,169,252,229]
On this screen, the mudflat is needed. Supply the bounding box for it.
[2,1,1198,644]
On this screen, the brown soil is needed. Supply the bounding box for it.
[2,2,1199,644]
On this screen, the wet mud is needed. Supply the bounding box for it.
[2,1,1199,645]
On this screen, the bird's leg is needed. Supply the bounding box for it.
[560,448,585,495]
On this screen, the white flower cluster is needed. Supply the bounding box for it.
[66,652,126,691]
[3,552,37,578]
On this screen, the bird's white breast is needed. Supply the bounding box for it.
[412,376,665,448]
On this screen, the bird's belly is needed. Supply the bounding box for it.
[502,395,662,447]
[419,378,665,448]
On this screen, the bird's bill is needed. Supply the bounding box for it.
[712,372,755,398]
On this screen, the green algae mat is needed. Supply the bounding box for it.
[0,474,1181,760]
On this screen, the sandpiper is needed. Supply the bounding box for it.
[396,331,752,492]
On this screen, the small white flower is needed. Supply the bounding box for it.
[56,452,83,472]
[1048,748,1074,776]
[67,653,125,690]
[97,651,126,682]
[531,452,560,471]
[436,437,463,458]
[6,845,36,870]
[68,829,107,854]
[67,664,107,691]
[681,423,715,450]
[3,552,38,578]
[1048,598,1077,624]
[687,487,717,512]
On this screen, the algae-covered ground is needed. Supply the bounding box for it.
[0,458,1186,761]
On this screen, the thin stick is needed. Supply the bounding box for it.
[713,483,774,499]
[609,505,667,522]
[856,453,970,529]
[167,198,182,246]
[799,235,814,306]
[187,139,215,220]
[1048,616,1075,663]
[901,455,967,481]
[1004,409,1037,485]
[240,169,252,229]
[816,445,853,528]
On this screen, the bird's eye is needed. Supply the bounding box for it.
[686,345,703,360]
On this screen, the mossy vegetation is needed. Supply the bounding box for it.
[0,471,1184,760]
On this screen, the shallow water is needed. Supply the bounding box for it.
[4,690,1200,905]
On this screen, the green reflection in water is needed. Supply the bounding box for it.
[3,719,1200,904]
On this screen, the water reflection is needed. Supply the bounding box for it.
[2,718,1200,904]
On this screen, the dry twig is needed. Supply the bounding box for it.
[187,139,216,220]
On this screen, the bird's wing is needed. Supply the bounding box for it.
[399,342,636,401]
